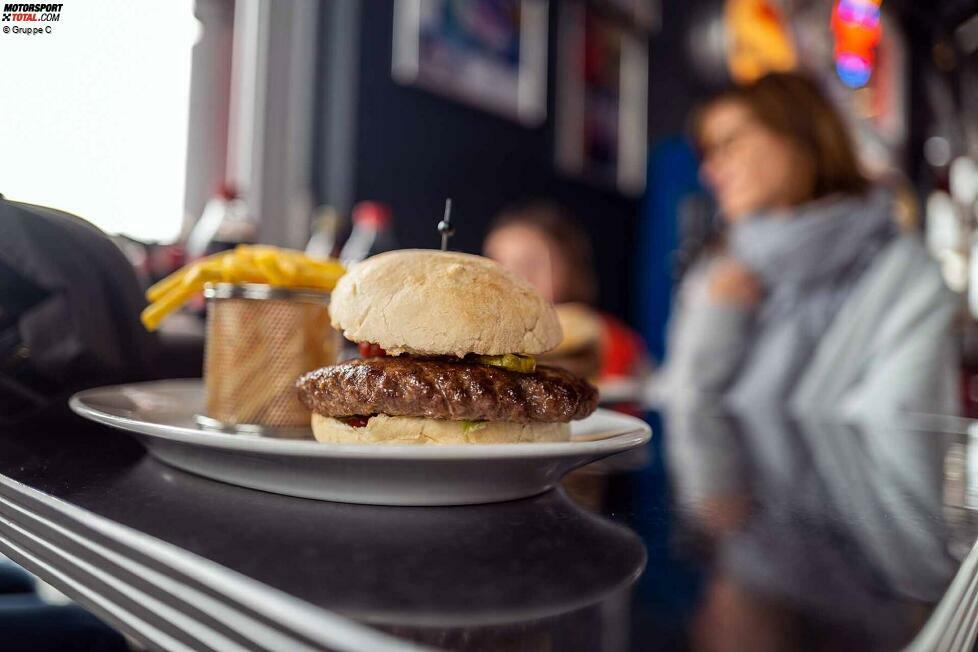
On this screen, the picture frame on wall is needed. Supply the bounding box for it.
[555,2,649,195]
[392,0,549,126]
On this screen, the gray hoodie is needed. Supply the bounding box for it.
[663,189,959,420]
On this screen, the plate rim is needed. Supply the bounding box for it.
[69,380,652,461]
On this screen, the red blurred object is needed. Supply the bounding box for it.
[339,202,397,265]
[216,182,238,201]
[351,202,391,229]
[185,183,254,260]
[599,314,646,379]
[358,342,387,358]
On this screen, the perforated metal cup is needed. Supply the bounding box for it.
[201,283,337,431]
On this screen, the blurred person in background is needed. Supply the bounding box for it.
[484,202,650,390]
[662,72,958,419]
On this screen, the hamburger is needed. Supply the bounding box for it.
[538,303,605,380]
[296,250,599,444]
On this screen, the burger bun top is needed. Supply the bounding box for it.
[329,249,562,357]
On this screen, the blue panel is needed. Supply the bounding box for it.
[635,137,703,363]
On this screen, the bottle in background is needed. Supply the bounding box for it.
[185,184,255,259]
[305,206,341,260]
[183,184,255,319]
[339,202,396,265]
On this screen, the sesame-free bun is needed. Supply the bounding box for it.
[311,413,570,445]
[547,303,603,356]
[329,249,562,357]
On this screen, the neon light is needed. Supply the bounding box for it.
[831,0,882,88]
[836,55,872,88]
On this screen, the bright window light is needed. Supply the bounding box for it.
[0,1,197,242]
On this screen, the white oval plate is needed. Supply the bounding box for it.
[70,380,651,506]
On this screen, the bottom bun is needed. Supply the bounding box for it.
[311,413,571,445]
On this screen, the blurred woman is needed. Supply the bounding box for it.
[484,202,649,386]
[663,72,957,418]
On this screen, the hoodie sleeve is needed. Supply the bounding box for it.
[842,274,959,420]
[791,237,960,420]
[660,259,755,407]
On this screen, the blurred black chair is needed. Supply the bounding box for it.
[0,196,202,423]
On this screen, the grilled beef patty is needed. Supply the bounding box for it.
[296,356,598,423]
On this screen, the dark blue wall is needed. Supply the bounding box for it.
[348,0,645,321]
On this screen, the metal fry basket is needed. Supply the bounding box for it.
[200,283,337,431]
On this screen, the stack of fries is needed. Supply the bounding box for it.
[141,245,345,332]
[140,245,346,429]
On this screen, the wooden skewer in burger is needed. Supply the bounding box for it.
[295,210,599,444]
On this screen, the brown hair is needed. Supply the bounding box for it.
[488,202,598,305]
[693,72,869,200]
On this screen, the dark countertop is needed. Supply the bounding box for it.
[0,403,974,651]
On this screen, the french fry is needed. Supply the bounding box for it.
[146,250,231,302]
[300,257,345,275]
[293,256,344,287]
[142,263,222,331]
[219,253,262,284]
[140,245,346,331]
[237,244,278,262]
[232,245,258,264]
[220,254,237,282]
[141,283,197,331]
[146,268,187,303]
[183,262,223,289]
[276,254,299,280]
[295,267,343,289]
[254,251,292,285]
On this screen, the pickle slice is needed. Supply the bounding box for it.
[461,421,487,434]
[474,353,536,373]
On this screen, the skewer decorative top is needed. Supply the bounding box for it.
[437,199,454,251]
